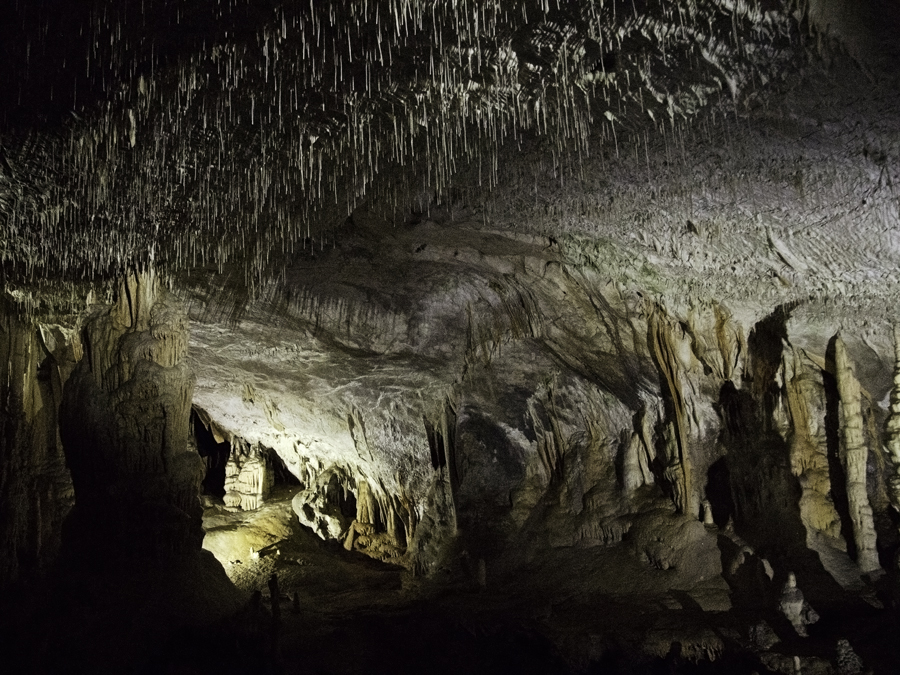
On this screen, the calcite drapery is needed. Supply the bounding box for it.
[647,307,695,517]
[223,440,274,511]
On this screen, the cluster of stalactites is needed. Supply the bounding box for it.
[0,1,797,287]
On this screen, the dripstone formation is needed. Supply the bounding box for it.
[59,270,203,556]
[2,1,900,673]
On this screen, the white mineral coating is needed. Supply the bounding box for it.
[223,441,274,512]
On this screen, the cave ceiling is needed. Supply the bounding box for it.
[0,1,897,384]
[0,0,820,284]
[0,0,894,327]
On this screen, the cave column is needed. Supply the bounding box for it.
[0,304,78,589]
[59,269,204,558]
[833,336,880,573]
[884,326,900,528]
[647,307,695,517]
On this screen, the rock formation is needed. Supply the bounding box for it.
[836,638,865,675]
[831,335,880,574]
[224,440,275,511]
[0,301,77,589]
[779,572,820,637]
[647,306,696,517]
[59,270,204,556]
[2,1,900,672]
[884,325,900,515]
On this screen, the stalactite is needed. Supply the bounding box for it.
[832,335,880,573]
[647,306,695,516]
[1,0,797,293]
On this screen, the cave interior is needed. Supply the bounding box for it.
[2,1,900,673]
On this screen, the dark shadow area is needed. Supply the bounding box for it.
[281,608,572,675]
[454,408,526,560]
[268,446,302,488]
[878,504,900,571]
[717,534,775,611]
[746,303,795,423]
[706,456,735,529]
[325,471,358,521]
[193,408,231,498]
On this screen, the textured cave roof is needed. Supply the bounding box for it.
[0,1,799,279]
[0,1,897,307]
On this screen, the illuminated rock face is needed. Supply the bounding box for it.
[223,440,274,511]
[831,336,880,574]
[184,203,896,593]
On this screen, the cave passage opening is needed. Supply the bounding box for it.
[192,409,230,498]
[191,408,301,502]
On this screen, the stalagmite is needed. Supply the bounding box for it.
[59,269,204,556]
[835,638,865,675]
[778,572,819,637]
[884,325,900,518]
[832,335,880,574]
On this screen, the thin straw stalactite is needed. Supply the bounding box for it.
[0,0,798,299]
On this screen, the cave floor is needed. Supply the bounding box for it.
[196,491,900,675]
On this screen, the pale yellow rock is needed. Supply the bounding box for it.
[833,336,880,574]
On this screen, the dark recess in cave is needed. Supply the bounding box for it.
[706,457,735,529]
[326,472,357,521]
[267,445,301,488]
[192,411,301,498]
[424,415,448,470]
[192,409,229,498]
